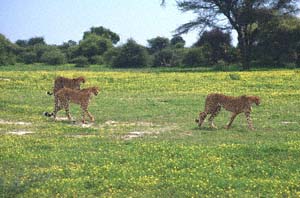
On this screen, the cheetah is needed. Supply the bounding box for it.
[47,76,86,96]
[195,93,260,130]
[45,87,99,123]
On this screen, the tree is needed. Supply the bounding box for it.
[41,48,66,65]
[0,34,18,65]
[27,37,46,46]
[111,39,150,68]
[15,40,28,47]
[161,0,299,70]
[78,34,113,61]
[170,36,185,48]
[253,15,300,67]
[193,28,232,64]
[147,36,170,54]
[83,26,120,44]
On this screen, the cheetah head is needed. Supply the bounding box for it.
[91,87,100,96]
[74,76,86,84]
[251,96,260,106]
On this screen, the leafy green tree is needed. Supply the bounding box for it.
[103,47,120,66]
[22,51,37,64]
[33,44,54,62]
[83,26,120,44]
[161,0,299,70]
[73,56,89,67]
[182,46,212,67]
[170,36,185,48]
[58,40,77,63]
[27,37,46,46]
[147,37,170,54]
[0,34,17,65]
[253,15,300,67]
[15,40,28,47]
[79,34,112,61]
[153,48,174,66]
[14,37,50,64]
[111,39,150,68]
[193,28,232,64]
[41,48,66,65]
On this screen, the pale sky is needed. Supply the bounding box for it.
[0,0,206,47]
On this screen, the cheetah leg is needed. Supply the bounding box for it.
[81,106,87,124]
[63,102,72,121]
[226,112,238,129]
[53,99,62,120]
[196,112,207,127]
[208,105,221,129]
[245,111,254,130]
[86,111,94,122]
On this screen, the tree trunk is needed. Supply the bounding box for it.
[238,30,251,70]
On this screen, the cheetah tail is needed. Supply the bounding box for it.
[44,112,53,117]
[47,91,53,96]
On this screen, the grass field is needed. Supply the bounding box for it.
[1,65,300,197]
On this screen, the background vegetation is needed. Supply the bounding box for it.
[1,12,300,70]
[2,0,300,69]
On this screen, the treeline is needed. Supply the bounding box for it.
[1,15,300,69]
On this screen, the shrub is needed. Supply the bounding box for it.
[41,49,66,65]
[111,39,150,68]
[78,34,112,59]
[90,55,104,65]
[0,34,17,65]
[72,56,89,67]
[22,51,37,64]
[153,49,174,67]
[103,48,120,66]
[183,47,210,66]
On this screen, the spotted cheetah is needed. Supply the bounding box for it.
[195,93,260,130]
[45,87,99,123]
[47,76,86,96]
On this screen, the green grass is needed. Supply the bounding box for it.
[1,65,300,197]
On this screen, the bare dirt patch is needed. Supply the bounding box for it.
[7,131,34,135]
[103,120,154,127]
[122,131,159,140]
[121,125,177,140]
[0,78,10,81]
[54,117,70,121]
[66,134,97,138]
[281,121,298,125]
[0,119,32,126]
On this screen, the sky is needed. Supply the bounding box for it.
[0,0,210,47]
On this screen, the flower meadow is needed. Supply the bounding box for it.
[1,66,300,197]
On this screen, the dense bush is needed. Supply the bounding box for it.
[253,15,300,67]
[111,39,150,68]
[170,36,185,48]
[193,29,232,64]
[78,34,112,60]
[153,49,173,66]
[90,55,104,65]
[73,56,89,67]
[0,34,17,65]
[183,47,211,67]
[147,37,170,54]
[83,26,120,44]
[40,49,66,65]
[22,52,37,64]
[103,48,120,66]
